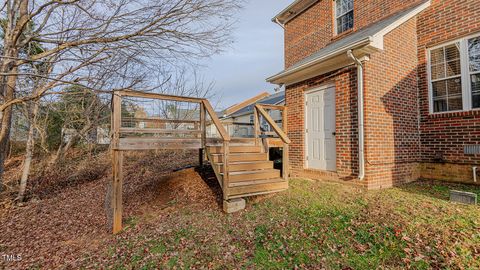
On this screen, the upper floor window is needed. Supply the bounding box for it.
[335,0,354,35]
[428,34,480,113]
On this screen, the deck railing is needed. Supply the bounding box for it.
[110,90,230,233]
[253,104,290,181]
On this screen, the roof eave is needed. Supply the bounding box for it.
[272,0,318,25]
[266,37,374,85]
[267,0,432,85]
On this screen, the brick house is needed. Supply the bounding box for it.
[267,0,480,189]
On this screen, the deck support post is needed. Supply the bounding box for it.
[200,103,207,165]
[282,108,289,180]
[199,148,204,167]
[111,150,123,234]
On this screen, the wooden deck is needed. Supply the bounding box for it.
[109,90,290,233]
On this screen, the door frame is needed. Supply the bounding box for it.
[304,83,336,171]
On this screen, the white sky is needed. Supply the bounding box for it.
[199,0,293,109]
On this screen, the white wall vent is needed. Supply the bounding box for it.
[464,145,480,155]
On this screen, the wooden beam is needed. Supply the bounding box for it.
[202,100,230,141]
[119,128,201,135]
[255,105,291,144]
[224,92,270,116]
[117,138,201,150]
[117,90,204,103]
[257,104,286,111]
[122,117,200,125]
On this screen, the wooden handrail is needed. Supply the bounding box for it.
[119,128,201,134]
[255,104,291,144]
[117,90,204,103]
[258,104,286,111]
[202,100,231,142]
[122,117,200,124]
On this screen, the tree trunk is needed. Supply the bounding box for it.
[0,65,18,192]
[16,100,40,202]
[0,0,29,192]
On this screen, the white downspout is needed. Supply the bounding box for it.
[347,50,365,180]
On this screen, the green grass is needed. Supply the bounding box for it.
[85,180,480,269]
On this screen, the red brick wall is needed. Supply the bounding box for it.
[363,18,421,189]
[286,67,359,181]
[284,0,424,68]
[417,0,480,165]
[285,17,420,189]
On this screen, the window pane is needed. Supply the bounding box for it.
[447,78,462,95]
[445,43,460,62]
[473,94,480,109]
[432,81,447,98]
[336,0,353,34]
[431,63,445,80]
[336,1,342,15]
[433,99,448,112]
[448,96,463,111]
[432,78,462,112]
[469,37,480,72]
[431,48,445,65]
[347,0,353,10]
[446,60,461,76]
[472,74,480,108]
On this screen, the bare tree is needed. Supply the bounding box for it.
[0,0,242,190]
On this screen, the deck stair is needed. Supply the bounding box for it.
[205,140,288,199]
[109,90,291,233]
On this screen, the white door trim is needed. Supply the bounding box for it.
[304,83,336,171]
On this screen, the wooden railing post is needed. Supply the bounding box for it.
[223,140,229,199]
[110,92,123,234]
[282,107,289,181]
[254,106,260,146]
[200,103,206,166]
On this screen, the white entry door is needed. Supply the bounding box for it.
[306,86,336,171]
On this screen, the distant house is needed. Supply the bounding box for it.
[220,91,285,137]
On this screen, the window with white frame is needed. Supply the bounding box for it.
[469,36,480,108]
[335,0,354,35]
[428,34,480,113]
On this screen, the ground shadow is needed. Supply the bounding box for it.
[195,165,223,208]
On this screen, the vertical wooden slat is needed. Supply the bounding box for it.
[223,140,229,199]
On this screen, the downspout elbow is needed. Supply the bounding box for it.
[274,18,285,29]
[347,50,365,181]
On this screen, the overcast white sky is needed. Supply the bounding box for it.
[199,0,292,108]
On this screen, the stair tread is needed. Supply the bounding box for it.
[211,153,265,156]
[216,161,272,165]
[228,178,286,187]
[207,143,256,147]
[222,169,279,176]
